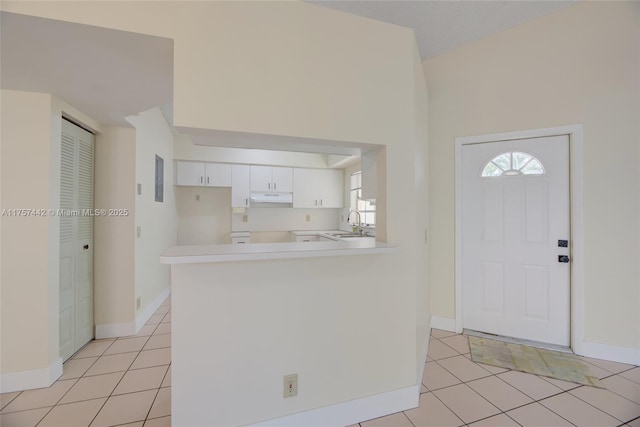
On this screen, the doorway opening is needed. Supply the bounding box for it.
[455,125,584,353]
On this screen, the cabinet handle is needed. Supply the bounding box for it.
[274,182,277,190]
[245,198,248,206]
[268,182,271,190]
[315,200,318,206]
[320,199,323,207]
[207,176,210,184]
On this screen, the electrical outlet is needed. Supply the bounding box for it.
[136,226,141,238]
[195,194,200,201]
[136,297,141,310]
[242,214,248,222]
[283,374,298,398]
[305,214,310,222]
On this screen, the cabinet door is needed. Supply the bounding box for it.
[293,168,318,208]
[176,161,205,186]
[317,169,344,208]
[205,163,232,187]
[271,167,293,192]
[250,166,272,192]
[232,165,251,207]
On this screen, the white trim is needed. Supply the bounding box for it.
[578,341,640,366]
[95,322,137,339]
[95,288,171,339]
[135,287,171,333]
[455,125,585,347]
[0,357,63,393]
[430,316,456,332]
[248,384,419,427]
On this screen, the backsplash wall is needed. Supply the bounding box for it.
[231,207,339,232]
[176,187,341,244]
[176,187,232,245]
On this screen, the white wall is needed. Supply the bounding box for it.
[412,39,431,367]
[176,186,231,245]
[126,108,177,324]
[172,254,417,427]
[94,126,136,334]
[1,3,430,423]
[0,90,101,391]
[175,134,330,169]
[423,2,639,352]
[1,91,55,381]
[2,1,414,145]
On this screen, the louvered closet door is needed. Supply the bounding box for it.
[60,119,94,361]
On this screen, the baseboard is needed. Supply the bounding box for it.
[0,357,63,393]
[95,322,137,339]
[430,316,456,332]
[249,334,427,427]
[135,287,171,333]
[577,341,640,366]
[96,288,171,339]
[249,383,419,427]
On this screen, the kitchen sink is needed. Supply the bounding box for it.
[326,232,364,238]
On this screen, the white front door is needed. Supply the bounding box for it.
[60,119,95,361]
[461,135,570,346]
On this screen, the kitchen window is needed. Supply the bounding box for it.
[350,171,375,226]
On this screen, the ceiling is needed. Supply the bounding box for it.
[0,12,173,127]
[1,2,576,148]
[307,1,576,59]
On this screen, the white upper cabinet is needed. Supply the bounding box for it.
[176,161,231,187]
[176,161,206,186]
[231,165,251,207]
[205,163,232,187]
[293,168,343,208]
[250,166,292,192]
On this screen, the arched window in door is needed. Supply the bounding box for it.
[481,151,545,177]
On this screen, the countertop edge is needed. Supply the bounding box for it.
[160,242,395,264]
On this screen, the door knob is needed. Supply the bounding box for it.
[83,244,89,250]
[558,255,570,263]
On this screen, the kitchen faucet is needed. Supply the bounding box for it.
[348,210,362,235]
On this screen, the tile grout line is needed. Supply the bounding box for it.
[87,304,170,427]
[564,381,640,424]
[400,409,416,427]
[428,337,588,427]
[1,298,172,426]
[536,392,617,426]
[426,387,467,426]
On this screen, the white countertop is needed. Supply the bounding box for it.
[160,239,395,264]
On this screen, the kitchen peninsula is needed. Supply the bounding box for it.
[160,238,404,426]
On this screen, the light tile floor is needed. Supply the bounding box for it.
[1,297,639,427]
[1,297,172,427]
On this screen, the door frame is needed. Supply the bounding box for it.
[455,125,584,354]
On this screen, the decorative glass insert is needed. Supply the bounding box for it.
[481,152,545,177]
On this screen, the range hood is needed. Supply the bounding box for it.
[250,193,293,204]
